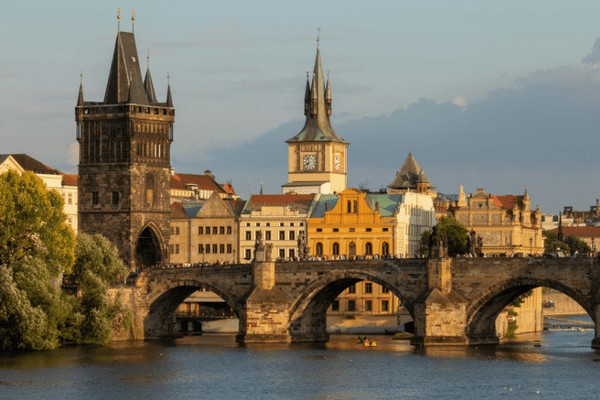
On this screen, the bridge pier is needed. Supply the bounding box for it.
[237,243,293,344]
[592,304,600,349]
[411,258,469,346]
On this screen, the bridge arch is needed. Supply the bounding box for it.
[288,269,413,342]
[466,277,594,344]
[144,279,243,339]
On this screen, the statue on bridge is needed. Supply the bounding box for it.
[297,232,310,261]
[429,226,448,258]
[254,230,273,262]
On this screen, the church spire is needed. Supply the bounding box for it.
[166,73,173,107]
[286,33,345,144]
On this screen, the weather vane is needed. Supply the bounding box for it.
[131,10,135,33]
[317,27,321,48]
[117,8,121,32]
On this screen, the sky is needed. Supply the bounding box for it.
[3,1,600,213]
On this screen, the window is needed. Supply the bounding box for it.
[349,242,356,256]
[220,227,225,235]
[348,284,356,294]
[174,244,180,254]
[279,249,285,258]
[169,244,174,254]
[365,282,373,294]
[289,249,295,259]
[382,287,390,294]
[265,230,271,240]
[279,231,285,240]
[348,300,356,312]
[353,200,358,213]
[212,227,218,234]
[220,244,225,254]
[382,242,390,255]
[331,300,339,311]
[290,223,295,227]
[212,244,218,254]
[365,242,373,255]
[366,228,372,232]
[365,300,373,312]
[316,228,323,232]
[206,227,212,235]
[381,300,389,312]
[112,192,119,205]
[349,228,355,232]
[198,227,204,235]
[198,244,204,253]
[206,244,211,254]
[175,227,180,235]
[245,231,252,241]
[92,191,99,205]
[289,231,295,241]
[347,200,352,213]
[383,228,389,232]
[68,193,73,205]
[332,242,340,255]
[227,226,232,235]
[316,242,323,256]
[227,244,232,253]
[245,249,252,260]
[333,228,339,233]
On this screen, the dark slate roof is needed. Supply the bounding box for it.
[103,31,151,105]
[388,153,433,190]
[286,48,346,144]
[2,154,62,175]
[242,194,316,214]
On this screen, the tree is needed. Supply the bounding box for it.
[0,171,76,350]
[563,235,591,256]
[0,170,74,273]
[70,233,128,345]
[418,216,469,257]
[544,231,569,256]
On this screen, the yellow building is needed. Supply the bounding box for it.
[450,186,544,256]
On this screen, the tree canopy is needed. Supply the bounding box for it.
[418,216,469,257]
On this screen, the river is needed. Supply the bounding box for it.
[1,321,599,399]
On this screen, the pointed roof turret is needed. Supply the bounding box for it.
[144,50,158,103]
[166,79,173,107]
[388,152,435,192]
[286,41,345,144]
[77,73,84,106]
[104,31,148,105]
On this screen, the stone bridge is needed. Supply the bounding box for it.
[126,254,600,347]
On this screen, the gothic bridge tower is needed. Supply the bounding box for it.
[282,36,348,195]
[76,12,174,271]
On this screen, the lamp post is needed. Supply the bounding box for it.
[529,237,533,256]
[233,249,236,264]
[592,237,596,256]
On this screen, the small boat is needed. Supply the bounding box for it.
[533,340,542,348]
[363,340,377,347]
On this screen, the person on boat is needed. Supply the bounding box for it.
[364,338,370,346]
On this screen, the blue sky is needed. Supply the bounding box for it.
[3,1,600,212]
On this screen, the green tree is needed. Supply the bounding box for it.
[563,235,591,256]
[71,233,128,345]
[0,171,76,350]
[418,216,469,257]
[0,170,74,274]
[543,231,569,256]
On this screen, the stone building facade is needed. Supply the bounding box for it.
[76,26,174,271]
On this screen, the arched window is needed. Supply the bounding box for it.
[353,200,358,213]
[332,242,340,256]
[316,242,323,256]
[365,242,373,255]
[349,242,356,256]
[347,200,352,213]
[382,242,390,256]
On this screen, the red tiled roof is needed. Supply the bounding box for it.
[170,173,226,194]
[170,202,188,219]
[222,183,236,195]
[245,194,315,212]
[3,153,62,175]
[62,174,78,186]
[493,195,521,210]
[547,226,600,237]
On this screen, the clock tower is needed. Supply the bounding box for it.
[282,40,348,195]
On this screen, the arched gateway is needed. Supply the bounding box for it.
[135,224,165,269]
[127,257,600,348]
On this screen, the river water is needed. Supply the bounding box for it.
[1,323,599,399]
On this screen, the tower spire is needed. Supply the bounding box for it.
[117,8,121,32]
[144,48,158,103]
[166,72,173,107]
[131,10,135,33]
[77,72,84,106]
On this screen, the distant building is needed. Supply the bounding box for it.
[546,226,600,254]
[387,152,436,197]
[238,194,316,262]
[0,154,78,233]
[170,171,237,201]
[445,186,544,256]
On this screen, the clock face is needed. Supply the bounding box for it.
[303,154,317,170]
[333,154,341,170]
